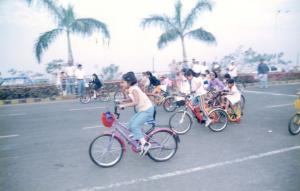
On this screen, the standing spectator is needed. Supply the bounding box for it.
[75,64,85,97]
[60,71,67,96]
[200,61,209,75]
[65,63,76,95]
[169,59,177,79]
[227,62,238,81]
[192,60,201,75]
[257,59,270,88]
[211,62,221,78]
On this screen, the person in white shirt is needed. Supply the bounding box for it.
[65,63,76,94]
[227,62,238,80]
[192,61,201,74]
[222,78,241,111]
[75,64,85,97]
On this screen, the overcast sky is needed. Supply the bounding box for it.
[0,0,299,77]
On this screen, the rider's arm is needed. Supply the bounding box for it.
[119,89,139,108]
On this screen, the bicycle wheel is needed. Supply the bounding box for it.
[89,134,124,167]
[169,110,192,135]
[207,108,228,132]
[147,130,178,162]
[288,113,300,135]
[80,91,92,104]
[99,90,112,102]
[240,94,246,111]
[163,96,177,112]
[114,90,126,101]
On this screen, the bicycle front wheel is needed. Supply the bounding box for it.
[89,134,124,167]
[80,93,91,104]
[163,96,177,112]
[99,90,112,102]
[169,110,192,135]
[147,130,178,162]
[288,113,300,135]
[207,108,228,132]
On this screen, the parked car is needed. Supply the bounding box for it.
[0,77,33,86]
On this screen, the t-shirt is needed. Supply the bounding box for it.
[228,64,238,78]
[128,85,152,112]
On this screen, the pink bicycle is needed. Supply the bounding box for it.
[89,105,179,167]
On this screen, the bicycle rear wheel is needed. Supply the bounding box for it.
[169,110,192,135]
[163,96,177,112]
[89,134,124,167]
[288,113,300,135]
[207,108,228,132]
[147,130,178,162]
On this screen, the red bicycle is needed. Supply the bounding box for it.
[168,94,228,134]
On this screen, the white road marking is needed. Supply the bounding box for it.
[69,107,105,111]
[82,125,102,130]
[0,134,19,139]
[266,103,293,108]
[78,145,300,191]
[244,90,297,97]
[0,113,27,117]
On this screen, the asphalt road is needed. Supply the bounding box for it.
[1,83,300,191]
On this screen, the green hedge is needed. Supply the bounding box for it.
[0,85,59,100]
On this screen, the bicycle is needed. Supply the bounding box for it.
[168,93,228,134]
[288,92,300,135]
[89,103,180,167]
[80,82,112,104]
[146,90,177,112]
[206,90,243,123]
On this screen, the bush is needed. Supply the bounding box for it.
[0,85,59,100]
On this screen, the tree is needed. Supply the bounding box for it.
[29,0,110,65]
[46,59,65,74]
[141,0,216,62]
[99,64,122,81]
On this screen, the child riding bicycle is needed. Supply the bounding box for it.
[222,78,241,111]
[117,71,154,156]
[90,73,103,99]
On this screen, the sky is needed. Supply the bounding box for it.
[0,0,299,77]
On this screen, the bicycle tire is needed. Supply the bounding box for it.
[114,90,126,101]
[169,110,192,135]
[288,113,300,135]
[207,108,228,132]
[80,93,92,104]
[147,130,178,162]
[240,94,246,111]
[163,96,177,112]
[89,134,124,167]
[99,90,112,102]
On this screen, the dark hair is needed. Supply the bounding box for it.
[145,71,152,77]
[92,73,99,80]
[212,71,218,78]
[205,70,210,75]
[227,78,235,84]
[122,71,137,86]
[224,73,231,79]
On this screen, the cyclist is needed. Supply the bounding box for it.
[90,73,103,99]
[117,72,154,156]
[222,78,241,111]
[145,71,161,96]
[207,71,225,91]
[183,69,211,127]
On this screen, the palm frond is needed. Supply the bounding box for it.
[183,0,212,30]
[70,18,110,39]
[35,28,63,63]
[26,0,64,21]
[174,0,183,28]
[185,27,216,44]
[140,14,172,30]
[157,30,179,49]
[60,5,75,27]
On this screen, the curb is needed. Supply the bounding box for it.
[246,79,300,87]
[0,95,77,106]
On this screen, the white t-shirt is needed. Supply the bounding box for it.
[65,66,75,77]
[192,77,207,96]
[192,64,202,73]
[228,64,238,78]
[128,85,152,112]
[225,85,241,105]
[75,69,85,80]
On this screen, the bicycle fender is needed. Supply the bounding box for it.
[147,128,180,143]
[103,133,127,152]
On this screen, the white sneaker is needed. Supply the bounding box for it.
[205,118,212,127]
[140,142,151,156]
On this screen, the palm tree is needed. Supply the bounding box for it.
[141,0,216,63]
[29,0,110,65]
